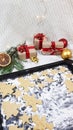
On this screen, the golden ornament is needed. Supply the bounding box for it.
[0,53,11,67]
[30,56,39,62]
[61,48,72,59]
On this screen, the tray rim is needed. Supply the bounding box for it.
[0,59,73,81]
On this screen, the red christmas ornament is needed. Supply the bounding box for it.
[59,38,68,48]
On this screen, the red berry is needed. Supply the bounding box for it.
[59,38,68,48]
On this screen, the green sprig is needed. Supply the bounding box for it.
[0,47,24,75]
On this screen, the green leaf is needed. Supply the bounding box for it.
[0,63,14,75]
[14,58,24,70]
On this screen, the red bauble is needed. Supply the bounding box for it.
[59,38,68,48]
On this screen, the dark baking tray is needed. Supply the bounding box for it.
[0,59,73,81]
[0,59,73,130]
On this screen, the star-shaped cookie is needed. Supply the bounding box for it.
[2,101,21,119]
[58,66,68,73]
[23,94,42,111]
[32,114,53,130]
[13,89,22,98]
[0,82,15,97]
[19,113,30,124]
[18,77,34,92]
[50,69,58,75]
[65,79,73,93]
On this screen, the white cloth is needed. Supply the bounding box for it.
[0,0,73,52]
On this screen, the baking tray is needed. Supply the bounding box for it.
[0,59,73,81]
[0,59,73,130]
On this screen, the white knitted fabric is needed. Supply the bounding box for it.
[0,0,73,51]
